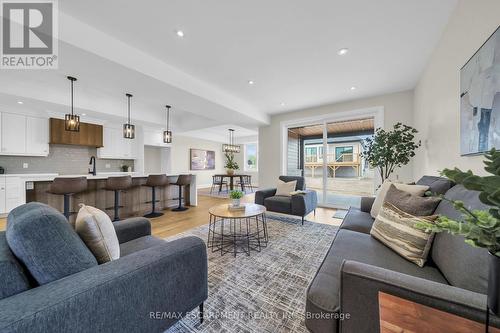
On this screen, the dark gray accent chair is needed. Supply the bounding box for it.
[305,176,499,333]
[255,176,318,224]
[0,202,208,333]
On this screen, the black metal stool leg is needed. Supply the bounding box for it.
[113,190,120,221]
[144,186,164,218]
[172,185,188,212]
[63,194,70,220]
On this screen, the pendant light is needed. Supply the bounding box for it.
[123,93,135,139]
[223,129,240,153]
[163,105,172,143]
[65,76,80,131]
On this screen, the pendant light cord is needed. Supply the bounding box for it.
[70,79,74,116]
[127,95,131,124]
[166,105,171,131]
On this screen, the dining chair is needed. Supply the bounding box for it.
[240,175,256,193]
[211,175,228,194]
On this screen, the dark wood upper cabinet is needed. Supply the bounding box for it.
[49,118,103,147]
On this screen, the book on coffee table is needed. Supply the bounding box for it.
[228,204,246,211]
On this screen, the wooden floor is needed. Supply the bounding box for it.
[0,191,341,236]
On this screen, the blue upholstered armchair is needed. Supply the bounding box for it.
[255,176,318,224]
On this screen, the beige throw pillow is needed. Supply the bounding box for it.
[75,204,120,264]
[370,202,437,267]
[370,180,429,218]
[275,180,297,196]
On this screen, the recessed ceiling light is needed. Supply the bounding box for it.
[350,86,357,91]
[280,102,286,107]
[337,48,349,56]
[81,113,86,116]
[175,30,184,37]
[17,101,23,104]
[248,80,255,85]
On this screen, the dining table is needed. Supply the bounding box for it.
[214,174,250,191]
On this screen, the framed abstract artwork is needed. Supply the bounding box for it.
[460,26,500,155]
[190,149,215,170]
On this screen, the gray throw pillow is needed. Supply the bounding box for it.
[371,202,437,267]
[6,202,98,285]
[384,184,441,216]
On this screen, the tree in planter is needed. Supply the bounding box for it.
[361,122,421,183]
[224,152,240,175]
[415,148,500,316]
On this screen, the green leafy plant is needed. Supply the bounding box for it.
[361,122,421,183]
[415,148,500,256]
[229,190,244,199]
[224,152,240,170]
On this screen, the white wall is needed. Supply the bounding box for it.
[169,135,224,188]
[144,146,163,174]
[413,0,500,178]
[259,90,414,188]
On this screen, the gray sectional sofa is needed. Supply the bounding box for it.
[305,176,500,332]
[0,202,208,333]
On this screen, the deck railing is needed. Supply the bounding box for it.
[305,153,359,164]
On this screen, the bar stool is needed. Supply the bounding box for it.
[171,174,192,212]
[104,175,132,221]
[48,177,88,220]
[143,174,168,218]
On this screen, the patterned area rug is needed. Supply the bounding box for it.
[165,214,337,333]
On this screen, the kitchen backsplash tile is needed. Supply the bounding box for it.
[0,145,134,174]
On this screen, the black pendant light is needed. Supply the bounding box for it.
[65,76,80,132]
[163,105,172,143]
[223,129,240,153]
[123,93,135,139]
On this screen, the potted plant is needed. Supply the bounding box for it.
[224,152,240,175]
[229,190,244,207]
[415,148,500,318]
[361,122,421,184]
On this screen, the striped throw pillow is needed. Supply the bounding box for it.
[370,202,437,267]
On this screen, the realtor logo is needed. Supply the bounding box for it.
[1,0,58,69]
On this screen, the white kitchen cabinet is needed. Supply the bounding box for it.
[0,177,6,214]
[1,113,26,154]
[0,113,49,156]
[143,129,169,147]
[98,127,137,159]
[26,116,49,155]
[5,177,22,212]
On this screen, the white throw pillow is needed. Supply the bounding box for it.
[75,204,120,264]
[275,180,297,196]
[370,180,429,218]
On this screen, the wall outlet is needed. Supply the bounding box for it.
[22,163,28,169]
[105,163,111,169]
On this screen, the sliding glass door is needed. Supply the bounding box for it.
[285,118,375,209]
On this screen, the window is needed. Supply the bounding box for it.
[244,143,258,171]
[335,146,354,162]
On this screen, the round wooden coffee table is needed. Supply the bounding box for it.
[208,203,268,257]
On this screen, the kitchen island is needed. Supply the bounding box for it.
[1,172,197,221]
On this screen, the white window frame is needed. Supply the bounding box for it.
[244,142,259,172]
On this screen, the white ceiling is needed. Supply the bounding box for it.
[60,0,457,113]
[0,0,457,138]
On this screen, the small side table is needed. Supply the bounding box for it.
[208,203,268,257]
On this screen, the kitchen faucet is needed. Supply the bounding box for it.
[89,156,96,176]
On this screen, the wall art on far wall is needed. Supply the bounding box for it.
[190,149,215,170]
[460,26,500,155]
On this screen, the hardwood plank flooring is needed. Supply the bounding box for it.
[0,191,341,236]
